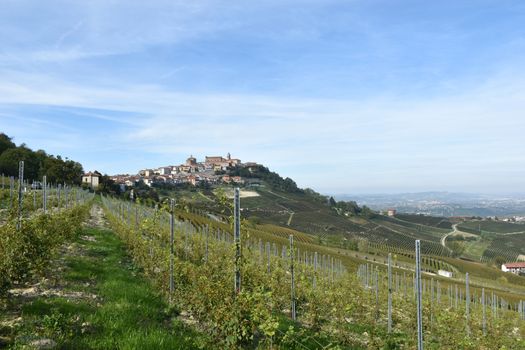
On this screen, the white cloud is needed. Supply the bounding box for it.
[0,67,524,193]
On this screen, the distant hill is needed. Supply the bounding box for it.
[337,192,525,217]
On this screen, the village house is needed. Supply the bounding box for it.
[180,165,192,173]
[501,262,525,275]
[157,167,171,175]
[187,175,199,186]
[120,153,248,189]
[82,171,102,189]
[143,178,154,187]
[232,176,244,184]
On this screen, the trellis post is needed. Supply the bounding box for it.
[169,198,175,301]
[415,240,424,350]
[388,253,393,333]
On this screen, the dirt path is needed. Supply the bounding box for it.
[84,204,108,229]
[0,204,202,349]
[440,224,458,248]
[0,207,103,348]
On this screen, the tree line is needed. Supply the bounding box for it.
[0,132,83,184]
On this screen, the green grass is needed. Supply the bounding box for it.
[8,227,206,349]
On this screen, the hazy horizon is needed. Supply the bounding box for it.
[1,1,524,194]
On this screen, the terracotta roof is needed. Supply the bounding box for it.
[503,262,525,268]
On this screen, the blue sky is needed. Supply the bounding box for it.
[1,0,524,194]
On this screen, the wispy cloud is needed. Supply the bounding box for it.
[1,66,524,193]
[55,21,84,48]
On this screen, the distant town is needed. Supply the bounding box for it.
[83,154,259,190]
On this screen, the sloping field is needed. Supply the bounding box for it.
[458,220,525,234]
[395,213,453,229]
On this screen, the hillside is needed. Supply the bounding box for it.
[2,147,525,348]
[146,173,525,276]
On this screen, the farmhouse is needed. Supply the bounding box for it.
[501,262,525,275]
[82,171,101,189]
[387,209,396,217]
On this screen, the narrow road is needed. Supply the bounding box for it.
[441,224,458,248]
[286,211,295,226]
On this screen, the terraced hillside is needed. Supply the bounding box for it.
[153,183,525,275]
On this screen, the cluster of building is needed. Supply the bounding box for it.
[108,154,259,188]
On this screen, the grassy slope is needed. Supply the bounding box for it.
[3,226,204,349]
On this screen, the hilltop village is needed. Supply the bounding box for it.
[108,154,259,188]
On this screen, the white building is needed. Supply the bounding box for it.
[387,209,396,217]
[157,167,171,175]
[82,171,101,189]
[438,270,453,278]
[501,262,525,274]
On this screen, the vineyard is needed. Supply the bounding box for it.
[480,233,525,263]
[95,191,525,349]
[458,220,525,234]
[394,214,453,230]
[0,170,93,297]
[2,160,525,349]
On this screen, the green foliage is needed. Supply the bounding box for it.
[360,205,376,219]
[41,155,84,185]
[0,146,40,180]
[0,204,90,295]
[95,174,122,196]
[0,133,83,184]
[229,165,302,193]
[331,199,362,216]
[103,195,525,349]
[448,241,466,258]
[0,133,16,156]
